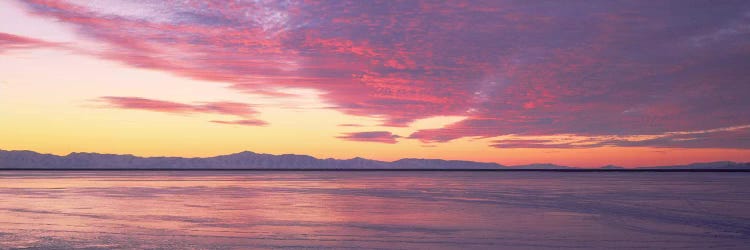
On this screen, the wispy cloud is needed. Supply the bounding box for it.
[210,119,268,127]
[337,131,400,144]
[489,125,750,149]
[98,96,267,126]
[0,32,58,53]
[338,123,364,127]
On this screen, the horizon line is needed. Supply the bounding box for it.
[2,148,748,169]
[2,168,750,172]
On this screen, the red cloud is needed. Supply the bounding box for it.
[98,96,266,126]
[337,131,400,144]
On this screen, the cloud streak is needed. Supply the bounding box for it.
[98,96,266,126]
[0,32,57,52]
[338,131,400,144]
[489,125,750,149]
[210,119,268,127]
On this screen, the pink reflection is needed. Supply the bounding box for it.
[1,171,749,248]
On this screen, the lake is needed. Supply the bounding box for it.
[1,171,749,249]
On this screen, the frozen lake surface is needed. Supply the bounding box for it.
[1,171,749,249]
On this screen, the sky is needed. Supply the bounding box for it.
[1,0,749,167]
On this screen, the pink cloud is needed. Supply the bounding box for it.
[0,32,57,53]
[98,96,266,126]
[99,96,196,113]
[18,1,750,148]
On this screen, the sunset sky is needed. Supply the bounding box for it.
[1,0,749,167]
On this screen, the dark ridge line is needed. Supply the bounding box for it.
[1,168,749,172]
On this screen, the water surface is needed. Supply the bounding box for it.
[1,171,749,249]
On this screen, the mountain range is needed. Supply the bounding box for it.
[1,149,748,170]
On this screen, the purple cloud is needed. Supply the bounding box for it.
[337,131,400,144]
[16,1,750,148]
[490,126,750,149]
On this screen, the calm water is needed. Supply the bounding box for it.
[1,171,749,249]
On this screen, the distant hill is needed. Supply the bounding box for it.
[0,149,748,170]
[507,163,574,170]
[638,161,750,170]
[0,149,505,170]
[600,165,625,170]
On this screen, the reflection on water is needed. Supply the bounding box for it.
[1,171,749,249]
